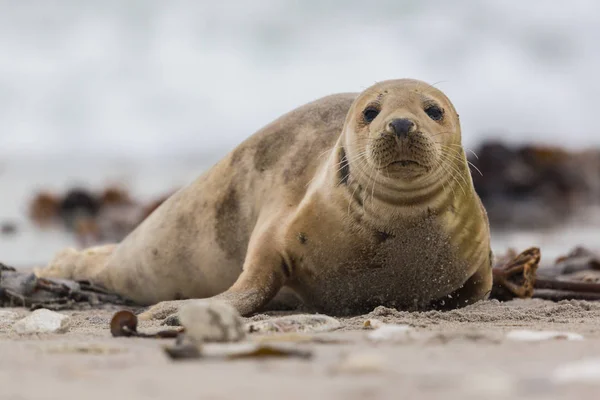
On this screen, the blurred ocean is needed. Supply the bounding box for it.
[1,0,599,265]
[1,0,600,159]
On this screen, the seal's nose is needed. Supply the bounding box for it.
[388,119,415,139]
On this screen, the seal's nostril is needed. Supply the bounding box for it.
[389,119,415,139]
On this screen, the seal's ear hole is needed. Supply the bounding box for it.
[362,106,380,124]
[424,105,444,122]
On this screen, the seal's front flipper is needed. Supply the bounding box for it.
[213,245,290,316]
[138,266,288,321]
[136,283,282,323]
[139,235,290,321]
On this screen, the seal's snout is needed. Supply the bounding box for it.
[387,118,416,139]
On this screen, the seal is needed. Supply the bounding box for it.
[36,79,493,319]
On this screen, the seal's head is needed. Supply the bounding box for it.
[344,79,461,181]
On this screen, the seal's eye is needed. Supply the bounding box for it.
[425,105,444,121]
[362,106,380,124]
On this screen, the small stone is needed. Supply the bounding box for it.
[13,309,70,334]
[333,352,387,374]
[245,314,341,334]
[367,324,414,342]
[178,300,245,344]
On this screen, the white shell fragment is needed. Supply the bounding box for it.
[13,309,71,334]
[367,324,414,342]
[505,330,584,342]
[245,314,341,334]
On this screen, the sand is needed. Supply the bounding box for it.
[1,299,599,400]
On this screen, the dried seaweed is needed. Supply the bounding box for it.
[0,262,138,311]
[490,247,600,302]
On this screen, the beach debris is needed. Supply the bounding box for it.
[491,246,600,302]
[13,309,71,334]
[552,358,600,384]
[245,314,341,334]
[178,300,245,344]
[110,310,181,338]
[491,247,540,301]
[506,329,584,342]
[531,246,600,301]
[332,352,387,374]
[0,263,136,310]
[532,278,600,301]
[164,340,313,361]
[367,324,414,342]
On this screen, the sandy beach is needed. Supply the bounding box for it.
[0,299,599,400]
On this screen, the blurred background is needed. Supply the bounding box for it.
[1,0,599,266]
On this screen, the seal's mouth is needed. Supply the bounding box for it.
[380,159,425,170]
[368,132,433,173]
[389,160,422,167]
